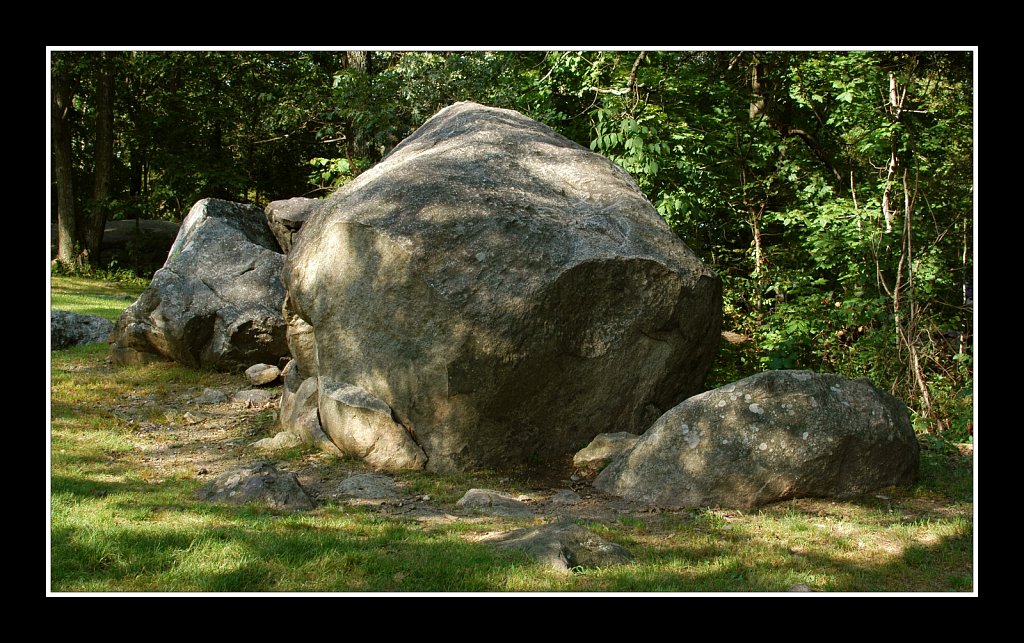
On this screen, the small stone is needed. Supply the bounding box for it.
[245,363,282,386]
[550,489,582,505]
[233,389,277,405]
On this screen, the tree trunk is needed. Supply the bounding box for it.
[80,53,115,265]
[51,65,77,264]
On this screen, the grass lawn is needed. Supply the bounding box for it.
[48,275,976,594]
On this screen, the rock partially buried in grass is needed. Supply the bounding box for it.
[456,488,534,517]
[196,461,314,511]
[483,522,634,573]
[594,370,920,510]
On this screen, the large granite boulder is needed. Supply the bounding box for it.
[51,310,115,349]
[594,370,920,509]
[265,197,320,253]
[109,198,289,371]
[283,101,722,472]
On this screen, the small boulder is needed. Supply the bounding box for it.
[51,310,115,350]
[483,522,634,572]
[573,432,641,475]
[456,488,533,517]
[196,461,314,511]
[246,363,281,386]
[594,370,920,509]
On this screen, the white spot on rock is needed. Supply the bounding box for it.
[717,400,727,408]
[759,442,768,451]
[681,424,689,434]
[749,403,764,415]
[802,432,809,440]
[684,432,700,449]
[723,384,736,393]
[744,394,752,402]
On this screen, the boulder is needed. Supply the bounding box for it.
[594,370,921,509]
[283,101,722,472]
[109,198,289,371]
[245,363,281,386]
[573,432,641,474]
[482,522,634,572]
[265,197,320,253]
[196,461,314,511]
[51,310,115,349]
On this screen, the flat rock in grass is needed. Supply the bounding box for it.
[573,432,641,475]
[456,488,533,517]
[109,198,289,371]
[51,310,116,350]
[337,473,400,500]
[233,389,277,405]
[252,430,303,451]
[483,522,634,572]
[594,370,921,510]
[196,461,314,511]
[193,388,228,404]
[246,363,281,386]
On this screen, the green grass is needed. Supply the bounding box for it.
[50,275,148,321]
[49,275,976,594]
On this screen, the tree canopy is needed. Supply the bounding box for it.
[48,47,975,444]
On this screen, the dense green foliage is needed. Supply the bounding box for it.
[49,49,974,442]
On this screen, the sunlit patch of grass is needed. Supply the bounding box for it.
[50,275,147,321]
